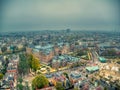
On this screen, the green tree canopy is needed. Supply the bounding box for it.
[55,82,65,90]
[18,77,23,84]
[18,53,40,76]
[17,84,24,90]
[1,46,7,53]
[76,50,87,56]
[18,54,29,76]
[32,57,40,72]
[0,73,3,80]
[27,54,33,69]
[63,72,69,79]
[32,74,49,90]
[26,54,41,71]
[74,87,79,90]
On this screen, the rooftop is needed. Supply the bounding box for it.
[99,57,106,62]
[52,55,79,62]
[86,66,99,72]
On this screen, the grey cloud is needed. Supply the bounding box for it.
[0,0,120,32]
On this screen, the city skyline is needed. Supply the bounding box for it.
[0,0,120,32]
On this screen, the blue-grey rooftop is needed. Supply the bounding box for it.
[52,55,80,62]
[30,43,69,55]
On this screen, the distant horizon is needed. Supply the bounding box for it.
[0,29,119,33]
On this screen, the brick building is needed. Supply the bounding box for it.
[26,43,70,63]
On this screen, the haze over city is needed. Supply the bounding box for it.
[1,0,120,32]
[0,0,120,90]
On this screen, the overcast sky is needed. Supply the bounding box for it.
[0,0,120,32]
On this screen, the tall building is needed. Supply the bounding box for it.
[66,29,71,33]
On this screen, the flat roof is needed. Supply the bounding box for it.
[86,66,99,72]
[99,57,106,62]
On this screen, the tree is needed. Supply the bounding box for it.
[1,46,7,53]
[63,72,69,79]
[46,67,50,74]
[74,87,79,90]
[55,82,65,90]
[18,77,23,84]
[32,74,49,90]
[12,45,18,53]
[76,50,87,56]
[1,64,7,74]
[0,73,3,80]
[86,74,88,78]
[17,84,24,90]
[25,81,30,90]
[91,77,94,82]
[18,54,30,76]
[104,86,108,90]
[27,54,33,69]
[75,42,79,45]
[32,57,40,72]
[18,54,40,76]
[101,49,117,56]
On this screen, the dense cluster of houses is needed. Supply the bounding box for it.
[0,55,19,89]
[51,55,79,68]
[44,70,104,90]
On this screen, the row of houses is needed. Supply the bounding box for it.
[51,55,80,68]
[45,71,81,90]
[0,55,19,89]
[45,70,102,90]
